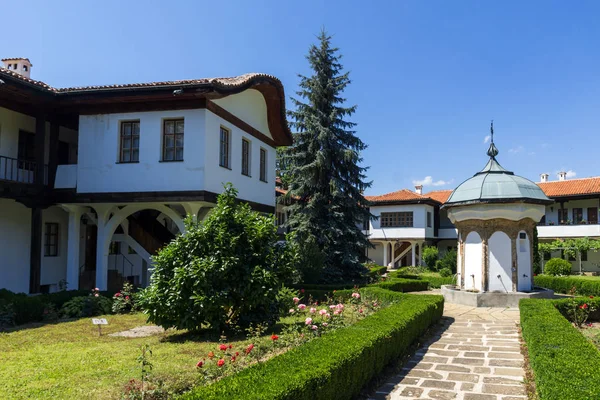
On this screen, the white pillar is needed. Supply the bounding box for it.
[65,208,82,290]
[94,206,112,291]
[382,242,389,267]
[390,241,396,268]
[411,242,416,266]
[418,242,424,266]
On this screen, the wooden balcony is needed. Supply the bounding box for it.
[0,155,48,185]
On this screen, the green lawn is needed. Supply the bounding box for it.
[0,314,251,399]
[0,299,376,399]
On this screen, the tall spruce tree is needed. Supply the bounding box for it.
[282,30,373,282]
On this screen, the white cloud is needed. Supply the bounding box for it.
[566,170,577,178]
[483,135,491,144]
[508,145,524,154]
[528,151,536,156]
[412,176,454,187]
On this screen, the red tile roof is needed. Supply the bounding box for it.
[425,189,453,204]
[367,177,600,206]
[536,176,600,198]
[365,189,428,203]
[0,67,280,94]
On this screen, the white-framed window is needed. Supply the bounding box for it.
[219,127,231,168]
[44,223,59,257]
[380,212,413,227]
[241,138,251,176]
[259,148,267,182]
[119,120,140,163]
[162,119,184,161]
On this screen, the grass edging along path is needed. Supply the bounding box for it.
[520,299,600,400]
[180,288,444,400]
[534,274,600,296]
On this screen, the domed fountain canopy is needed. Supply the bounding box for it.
[444,124,551,207]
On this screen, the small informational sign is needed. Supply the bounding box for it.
[92,318,108,336]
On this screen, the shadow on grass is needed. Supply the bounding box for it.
[0,318,80,334]
[160,320,302,343]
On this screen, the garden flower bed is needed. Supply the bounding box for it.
[180,287,443,400]
[0,288,418,399]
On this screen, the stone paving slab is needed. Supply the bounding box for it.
[369,304,526,400]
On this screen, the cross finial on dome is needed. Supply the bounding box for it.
[486,120,499,158]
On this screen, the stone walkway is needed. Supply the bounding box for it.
[371,304,526,400]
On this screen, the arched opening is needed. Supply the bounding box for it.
[517,231,532,291]
[92,204,185,291]
[464,231,483,292]
[488,231,512,293]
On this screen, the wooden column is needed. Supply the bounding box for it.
[29,207,43,293]
[34,112,46,185]
[48,121,60,187]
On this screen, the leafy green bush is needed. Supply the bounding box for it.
[368,265,388,281]
[422,275,455,288]
[544,258,572,276]
[112,282,137,314]
[435,249,457,274]
[520,299,600,400]
[549,296,600,322]
[439,268,452,278]
[370,278,428,292]
[60,295,113,318]
[296,237,325,284]
[387,271,421,280]
[139,184,299,331]
[534,275,600,296]
[180,288,444,400]
[422,246,439,270]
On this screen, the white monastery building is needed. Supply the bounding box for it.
[0,58,292,294]
[365,160,600,274]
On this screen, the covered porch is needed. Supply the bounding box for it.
[369,239,426,269]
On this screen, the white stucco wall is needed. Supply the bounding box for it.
[204,109,275,207]
[488,231,512,293]
[77,109,206,193]
[40,206,69,291]
[212,89,273,139]
[464,231,482,292]
[0,199,31,293]
[517,231,532,291]
[367,242,385,266]
[0,107,78,165]
[369,204,432,239]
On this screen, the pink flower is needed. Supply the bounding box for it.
[322,323,328,327]
[310,307,317,314]
[352,292,360,299]
[333,310,340,315]
[289,308,296,314]
[359,309,364,314]
[319,309,327,315]
[305,317,313,325]
[336,304,344,310]
[298,304,306,311]
[94,288,99,291]
[325,313,331,319]
[115,293,121,297]
[293,297,300,304]
[329,305,336,310]
[94,294,99,297]
[311,325,318,330]
[125,296,130,300]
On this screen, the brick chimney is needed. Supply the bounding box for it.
[2,58,32,79]
[558,171,567,181]
[415,185,423,195]
[540,173,549,183]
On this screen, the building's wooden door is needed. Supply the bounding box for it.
[588,207,598,224]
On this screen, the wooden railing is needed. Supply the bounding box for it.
[0,155,48,185]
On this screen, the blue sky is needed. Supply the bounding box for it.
[3,0,600,195]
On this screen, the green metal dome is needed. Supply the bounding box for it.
[445,129,551,207]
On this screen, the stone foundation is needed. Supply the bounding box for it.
[441,285,554,308]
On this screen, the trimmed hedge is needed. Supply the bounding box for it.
[544,258,572,276]
[551,296,600,321]
[180,288,443,400]
[520,299,600,400]
[534,275,600,296]
[0,289,112,326]
[368,265,388,280]
[370,278,428,292]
